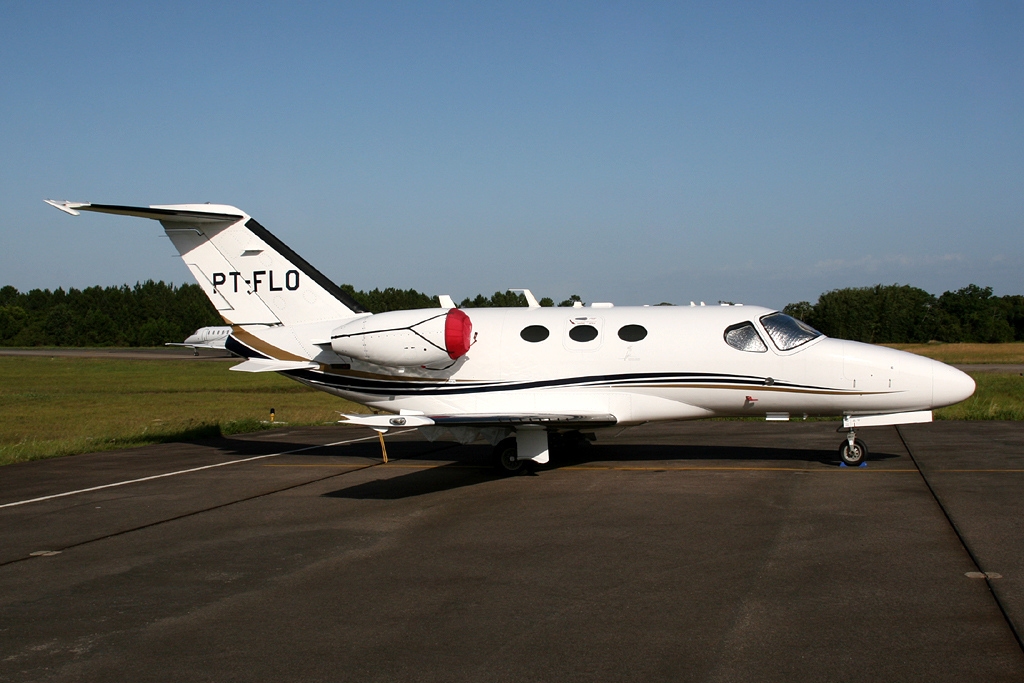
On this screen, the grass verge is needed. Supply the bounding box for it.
[935,372,1024,420]
[1,356,1020,467]
[0,357,364,466]
[885,342,1024,364]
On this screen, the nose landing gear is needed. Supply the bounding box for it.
[838,429,868,466]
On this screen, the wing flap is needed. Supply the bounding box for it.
[338,412,617,429]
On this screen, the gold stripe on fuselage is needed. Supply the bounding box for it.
[230,326,307,362]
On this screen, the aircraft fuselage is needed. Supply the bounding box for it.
[249,304,973,426]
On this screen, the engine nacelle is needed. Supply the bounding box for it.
[330,308,472,367]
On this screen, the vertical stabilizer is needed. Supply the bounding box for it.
[45,201,366,326]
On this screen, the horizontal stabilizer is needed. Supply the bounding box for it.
[230,359,319,373]
[45,200,244,223]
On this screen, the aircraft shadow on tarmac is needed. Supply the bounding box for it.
[322,442,902,500]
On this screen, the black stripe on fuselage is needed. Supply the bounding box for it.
[243,218,368,314]
[282,367,851,397]
[225,335,862,398]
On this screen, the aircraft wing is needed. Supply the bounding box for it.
[339,413,618,430]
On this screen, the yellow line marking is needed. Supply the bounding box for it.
[263,464,370,468]
[261,463,1024,474]
[262,463,1024,474]
[563,466,918,472]
[263,463,488,470]
[380,464,488,470]
[932,469,1024,473]
[263,463,921,473]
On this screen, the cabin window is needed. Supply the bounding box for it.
[617,324,647,342]
[568,324,599,342]
[520,325,550,342]
[759,312,821,351]
[724,322,767,353]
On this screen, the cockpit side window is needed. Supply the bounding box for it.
[724,322,767,353]
[759,312,822,351]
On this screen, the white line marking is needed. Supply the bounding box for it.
[0,431,407,509]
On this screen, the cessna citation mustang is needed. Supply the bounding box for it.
[46,200,975,471]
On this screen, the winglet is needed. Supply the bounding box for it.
[44,199,87,216]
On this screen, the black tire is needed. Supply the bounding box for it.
[838,438,868,466]
[493,438,525,475]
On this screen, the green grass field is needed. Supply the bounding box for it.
[0,357,364,466]
[0,351,1021,466]
[884,343,1024,419]
[885,342,1024,364]
[933,373,1024,420]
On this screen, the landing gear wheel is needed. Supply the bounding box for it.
[493,438,525,475]
[838,438,868,466]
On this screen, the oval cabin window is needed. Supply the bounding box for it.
[568,325,599,342]
[618,324,647,342]
[520,325,550,342]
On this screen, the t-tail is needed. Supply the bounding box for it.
[45,201,367,329]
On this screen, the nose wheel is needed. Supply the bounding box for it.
[838,430,868,466]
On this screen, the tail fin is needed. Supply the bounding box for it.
[46,201,366,326]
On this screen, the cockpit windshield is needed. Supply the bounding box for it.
[759,312,822,351]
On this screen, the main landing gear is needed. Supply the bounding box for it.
[838,429,868,466]
[493,437,528,475]
[491,430,594,476]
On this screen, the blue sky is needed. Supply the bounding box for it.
[2,2,1021,309]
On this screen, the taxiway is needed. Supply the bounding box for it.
[1,421,1022,682]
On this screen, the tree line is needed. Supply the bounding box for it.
[783,284,1024,343]
[0,282,222,347]
[338,285,583,313]
[0,282,587,347]
[1,281,1021,347]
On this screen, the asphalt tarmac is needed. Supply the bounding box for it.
[1,421,1023,682]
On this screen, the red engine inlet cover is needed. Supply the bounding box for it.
[444,309,472,359]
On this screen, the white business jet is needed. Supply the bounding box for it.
[46,201,975,471]
[166,326,234,354]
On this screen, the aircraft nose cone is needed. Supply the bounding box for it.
[932,362,975,408]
